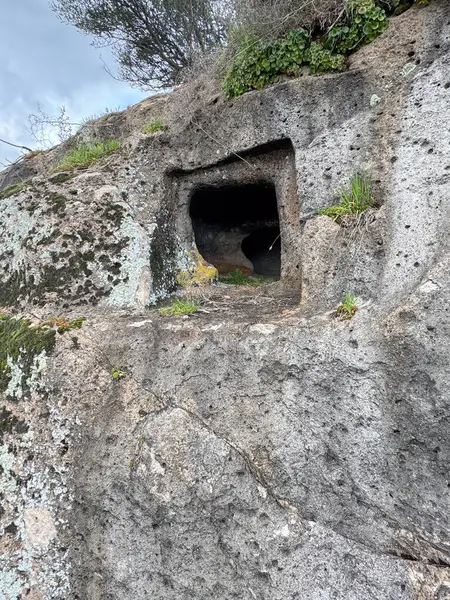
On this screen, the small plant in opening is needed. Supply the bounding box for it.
[219,269,273,287]
[336,292,358,320]
[112,368,126,380]
[142,118,167,135]
[318,172,374,223]
[54,139,121,171]
[159,298,199,316]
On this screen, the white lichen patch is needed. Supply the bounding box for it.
[5,350,48,400]
[0,444,17,493]
[0,571,24,600]
[0,346,75,599]
[0,198,35,270]
[102,216,155,308]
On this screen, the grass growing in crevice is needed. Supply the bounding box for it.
[159,298,199,316]
[319,172,374,223]
[54,139,121,171]
[142,118,167,134]
[335,292,358,320]
[218,269,274,286]
[0,180,32,200]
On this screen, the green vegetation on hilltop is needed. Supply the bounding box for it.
[223,0,427,98]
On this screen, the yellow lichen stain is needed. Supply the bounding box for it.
[177,251,218,288]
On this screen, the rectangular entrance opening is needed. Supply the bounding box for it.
[189,182,281,278]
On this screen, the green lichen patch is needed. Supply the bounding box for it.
[48,172,73,184]
[0,315,56,394]
[0,180,31,200]
[48,193,67,214]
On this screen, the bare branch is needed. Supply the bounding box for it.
[0,138,33,153]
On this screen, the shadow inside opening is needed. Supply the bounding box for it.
[189,182,281,278]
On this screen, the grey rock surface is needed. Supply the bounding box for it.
[1,2,450,599]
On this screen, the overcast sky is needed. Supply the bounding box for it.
[1,0,148,164]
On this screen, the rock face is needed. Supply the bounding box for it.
[1,2,450,599]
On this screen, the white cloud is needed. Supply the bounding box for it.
[0,0,148,164]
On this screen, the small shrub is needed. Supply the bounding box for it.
[100,110,123,121]
[142,118,167,135]
[223,0,393,99]
[223,28,334,98]
[54,139,121,171]
[219,269,273,286]
[336,292,358,320]
[318,172,374,222]
[159,298,199,316]
[0,180,31,200]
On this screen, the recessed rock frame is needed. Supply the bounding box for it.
[171,139,301,284]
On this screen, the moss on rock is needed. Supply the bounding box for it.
[0,314,56,395]
[0,180,31,200]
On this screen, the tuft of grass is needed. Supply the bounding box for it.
[142,118,167,135]
[159,298,199,316]
[0,180,31,200]
[336,292,358,320]
[319,173,374,222]
[54,139,121,171]
[218,268,273,287]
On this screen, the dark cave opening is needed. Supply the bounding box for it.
[189,182,281,278]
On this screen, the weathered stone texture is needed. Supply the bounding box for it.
[1,1,450,599]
